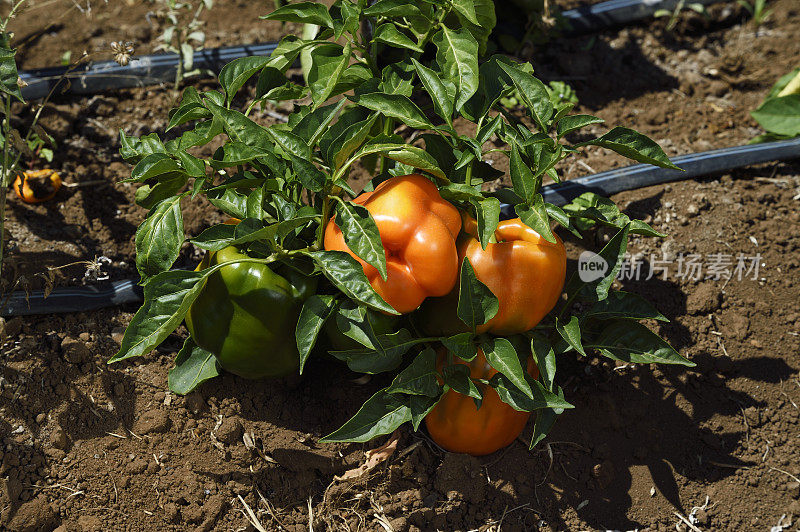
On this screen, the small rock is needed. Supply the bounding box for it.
[389,516,409,531]
[686,283,722,315]
[6,496,58,532]
[2,476,22,503]
[134,409,171,435]
[592,460,616,488]
[77,515,103,531]
[50,427,69,450]
[686,204,699,217]
[214,418,243,445]
[111,327,125,344]
[125,458,148,474]
[183,503,203,524]
[185,392,206,415]
[164,502,181,523]
[787,481,800,499]
[35,413,46,424]
[61,337,90,364]
[694,509,710,526]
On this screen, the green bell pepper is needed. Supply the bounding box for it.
[185,246,316,379]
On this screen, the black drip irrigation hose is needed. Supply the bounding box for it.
[560,0,720,35]
[17,0,725,100]
[19,42,280,100]
[3,137,799,317]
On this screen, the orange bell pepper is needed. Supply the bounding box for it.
[425,348,540,456]
[461,216,566,335]
[324,174,461,313]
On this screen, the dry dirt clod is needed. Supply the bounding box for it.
[60,337,90,364]
[134,409,172,435]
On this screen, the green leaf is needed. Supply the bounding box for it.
[515,195,556,243]
[383,145,445,180]
[498,62,553,131]
[135,196,184,282]
[319,106,370,163]
[109,269,207,363]
[457,257,499,330]
[293,99,346,145]
[509,143,538,203]
[565,224,630,303]
[205,101,274,152]
[321,389,411,443]
[489,373,573,412]
[531,335,556,391]
[191,216,317,251]
[556,114,604,138]
[332,0,361,38]
[588,320,695,366]
[442,364,482,400]
[442,332,478,361]
[310,251,398,314]
[308,42,351,108]
[331,329,428,373]
[350,92,433,130]
[473,197,500,250]
[767,68,800,99]
[167,99,211,130]
[433,27,479,112]
[455,0,495,55]
[580,127,680,170]
[134,175,187,210]
[0,41,23,103]
[555,316,586,356]
[363,0,425,18]
[380,62,416,98]
[751,95,800,136]
[296,294,337,374]
[168,337,220,395]
[336,201,387,280]
[480,336,534,399]
[210,141,268,168]
[373,23,422,52]
[529,389,564,448]
[411,58,454,125]
[563,192,664,237]
[452,0,479,24]
[261,2,334,28]
[129,153,185,183]
[290,155,327,192]
[410,394,440,431]
[386,348,440,397]
[219,55,272,105]
[586,291,668,322]
[329,113,379,169]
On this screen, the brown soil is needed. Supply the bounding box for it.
[1,1,799,531]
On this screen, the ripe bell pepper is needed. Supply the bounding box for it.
[425,348,540,456]
[324,174,461,314]
[418,216,567,336]
[185,246,316,378]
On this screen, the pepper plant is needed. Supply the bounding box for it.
[110,0,693,449]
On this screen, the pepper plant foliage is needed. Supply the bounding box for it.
[110,0,693,446]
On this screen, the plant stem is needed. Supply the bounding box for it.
[316,191,332,249]
[0,95,12,286]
